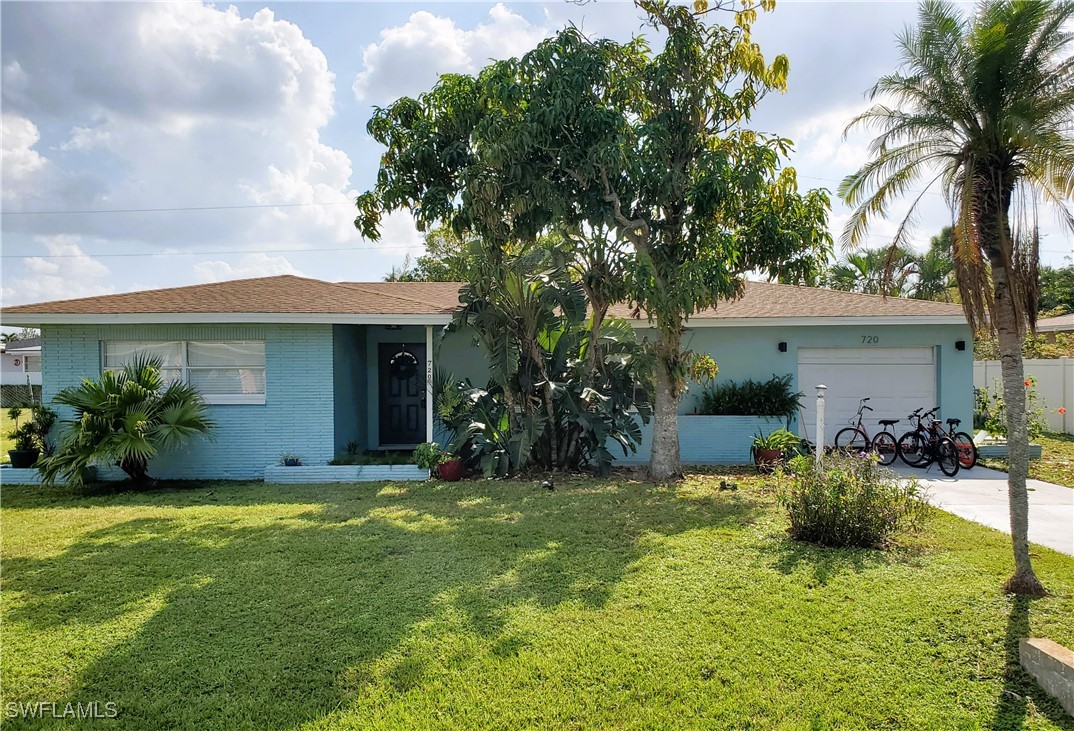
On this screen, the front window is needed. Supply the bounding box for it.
[102,340,266,404]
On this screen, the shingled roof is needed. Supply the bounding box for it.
[1,274,966,323]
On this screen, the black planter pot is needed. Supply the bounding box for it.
[8,449,40,469]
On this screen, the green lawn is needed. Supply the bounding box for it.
[0,408,24,463]
[2,472,1073,730]
[981,431,1074,488]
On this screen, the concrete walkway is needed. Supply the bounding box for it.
[893,465,1074,556]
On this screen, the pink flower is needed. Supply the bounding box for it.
[1059,407,1067,415]
[1024,379,1032,387]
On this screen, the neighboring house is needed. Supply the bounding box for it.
[0,337,43,405]
[1035,313,1074,342]
[1,275,972,479]
[1,337,42,386]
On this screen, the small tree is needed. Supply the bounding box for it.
[39,357,214,488]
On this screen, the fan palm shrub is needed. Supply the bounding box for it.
[39,356,214,488]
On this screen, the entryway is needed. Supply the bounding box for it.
[378,343,426,447]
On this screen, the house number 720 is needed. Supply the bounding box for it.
[861,335,879,344]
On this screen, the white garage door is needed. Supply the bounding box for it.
[797,347,936,445]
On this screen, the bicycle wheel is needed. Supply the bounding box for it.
[834,427,869,454]
[871,432,898,466]
[898,431,928,467]
[936,436,960,477]
[953,431,978,469]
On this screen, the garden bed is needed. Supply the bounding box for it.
[0,465,96,485]
[263,464,430,484]
[975,440,1044,460]
[621,415,788,464]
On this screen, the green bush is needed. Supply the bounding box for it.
[413,442,445,469]
[778,453,929,548]
[973,377,1048,439]
[699,374,802,418]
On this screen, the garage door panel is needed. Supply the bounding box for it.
[797,348,936,445]
[798,347,935,366]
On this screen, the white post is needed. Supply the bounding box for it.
[425,325,434,444]
[815,384,827,465]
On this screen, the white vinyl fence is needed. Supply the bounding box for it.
[973,357,1074,435]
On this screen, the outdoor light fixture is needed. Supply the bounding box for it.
[955,340,966,351]
[778,341,788,352]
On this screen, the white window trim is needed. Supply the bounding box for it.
[101,340,266,405]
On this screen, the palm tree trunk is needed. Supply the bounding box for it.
[992,264,1047,596]
[118,456,153,489]
[649,326,682,480]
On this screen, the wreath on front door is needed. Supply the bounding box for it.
[389,349,419,380]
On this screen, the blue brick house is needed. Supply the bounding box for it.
[2,275,972,479]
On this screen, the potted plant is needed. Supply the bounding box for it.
[413,442,444,471]
[278,453,302,467]
[6,405,56,469]
[8,420,40,468]
[413,441,465,480]
[751,428,801,471]
[436,454,466,482]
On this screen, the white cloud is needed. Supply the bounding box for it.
[1,236,113,304]
[193,253,303,283]
[353,4,549,104]
[789,104,874,172]
[1,114,48,200]
[1,2,358,249]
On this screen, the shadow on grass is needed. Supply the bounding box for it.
[990,595,1074,730]
[2,480,760,730]
[760,537,905,587]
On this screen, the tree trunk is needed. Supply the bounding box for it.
[992,264,1047,596]
[118,456,154,489]
[649,326,682,480]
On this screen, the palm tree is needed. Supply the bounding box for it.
[840,0,1074,595]
[39,356,215,488]
[910,228,957,302]
[825,247,918,296]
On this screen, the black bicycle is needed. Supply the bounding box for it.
[897,408,960,476]
[833,398,899,466]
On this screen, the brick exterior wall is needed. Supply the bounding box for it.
[264,465,430,484]
[616,416,787,465]
[40,323,335,480]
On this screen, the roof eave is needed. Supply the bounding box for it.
[2,312,456,327]
[4,312,967,328]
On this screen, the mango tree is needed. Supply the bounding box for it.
[357,0,831,479]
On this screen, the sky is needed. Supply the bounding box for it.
[2,0,1072,312]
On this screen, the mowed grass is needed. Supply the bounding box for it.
[0,408,24,463]
[981,431,1074,488]
[2,472,1073,730]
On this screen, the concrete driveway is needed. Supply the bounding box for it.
[894,465,1074,556]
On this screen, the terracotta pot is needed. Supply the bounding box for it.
[8,449,39,469]
[754,448,782,470]
[437,459,466,482]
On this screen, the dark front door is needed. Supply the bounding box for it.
[378,343,426,446]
